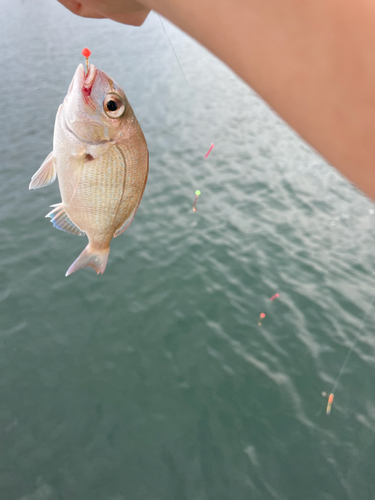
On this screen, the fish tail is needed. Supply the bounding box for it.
[65,244,110,277]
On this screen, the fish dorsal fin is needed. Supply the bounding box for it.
[46,203,85,236]
[29,152,56,190]
[113,208,137,238]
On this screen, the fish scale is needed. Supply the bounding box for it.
[69,147,126,241]
[113,140,148,235]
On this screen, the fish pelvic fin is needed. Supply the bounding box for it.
[29,152,56,189]
[46,203,85,236]
[66,245,110,277]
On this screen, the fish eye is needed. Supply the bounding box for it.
[103,93,125,118]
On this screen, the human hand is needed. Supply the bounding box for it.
[57,0,151,26]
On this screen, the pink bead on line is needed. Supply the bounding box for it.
[260,313,266,319]
[205,143,214,159]
[269,293,280,301]
[82,48,91,74]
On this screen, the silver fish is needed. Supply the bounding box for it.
[30,63,148,276]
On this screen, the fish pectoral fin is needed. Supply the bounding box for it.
[29,152,56,190]
[46,203,85,236]
[67,155,85,206]
[114,209,137,238]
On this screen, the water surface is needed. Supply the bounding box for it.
[1,2,375,499]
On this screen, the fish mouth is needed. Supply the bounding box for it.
[72,63,97,95]
[83,64,96,92]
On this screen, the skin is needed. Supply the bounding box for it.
[58,0,375,201]
[57,0,150,25]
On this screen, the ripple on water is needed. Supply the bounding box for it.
[2,4,375,500]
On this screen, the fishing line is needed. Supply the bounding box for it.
[155,12,371,414]
[331,298,375,392]
[157,13,217,212]
[324,292,375,414]
[158,14,190,88]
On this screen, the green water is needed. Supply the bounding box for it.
[2,2,375,499]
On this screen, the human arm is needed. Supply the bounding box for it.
[58,0,375,200]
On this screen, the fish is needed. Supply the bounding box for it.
[29,63,149,276]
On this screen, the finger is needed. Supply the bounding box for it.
[57,0,105,19]
[108,9,151,26]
